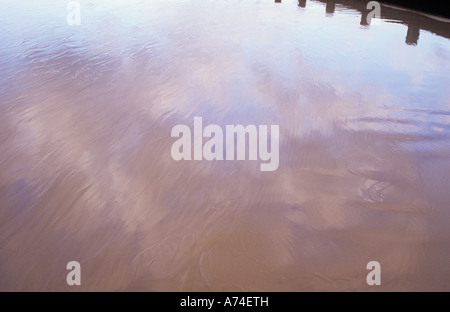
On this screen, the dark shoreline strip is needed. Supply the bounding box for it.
[376,0,449,18]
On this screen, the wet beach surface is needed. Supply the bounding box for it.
[0,0,449,291]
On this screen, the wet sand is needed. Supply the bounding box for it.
[0,0,449,291]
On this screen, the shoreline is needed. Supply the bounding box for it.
[376,0,450,18]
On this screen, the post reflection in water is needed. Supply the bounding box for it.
[325,1,336,16]
[312,0,450,45]
[406,24,420,45]
[0,0,449,291]
[298,0,307,8]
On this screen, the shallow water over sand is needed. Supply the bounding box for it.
[0,0,449,291]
